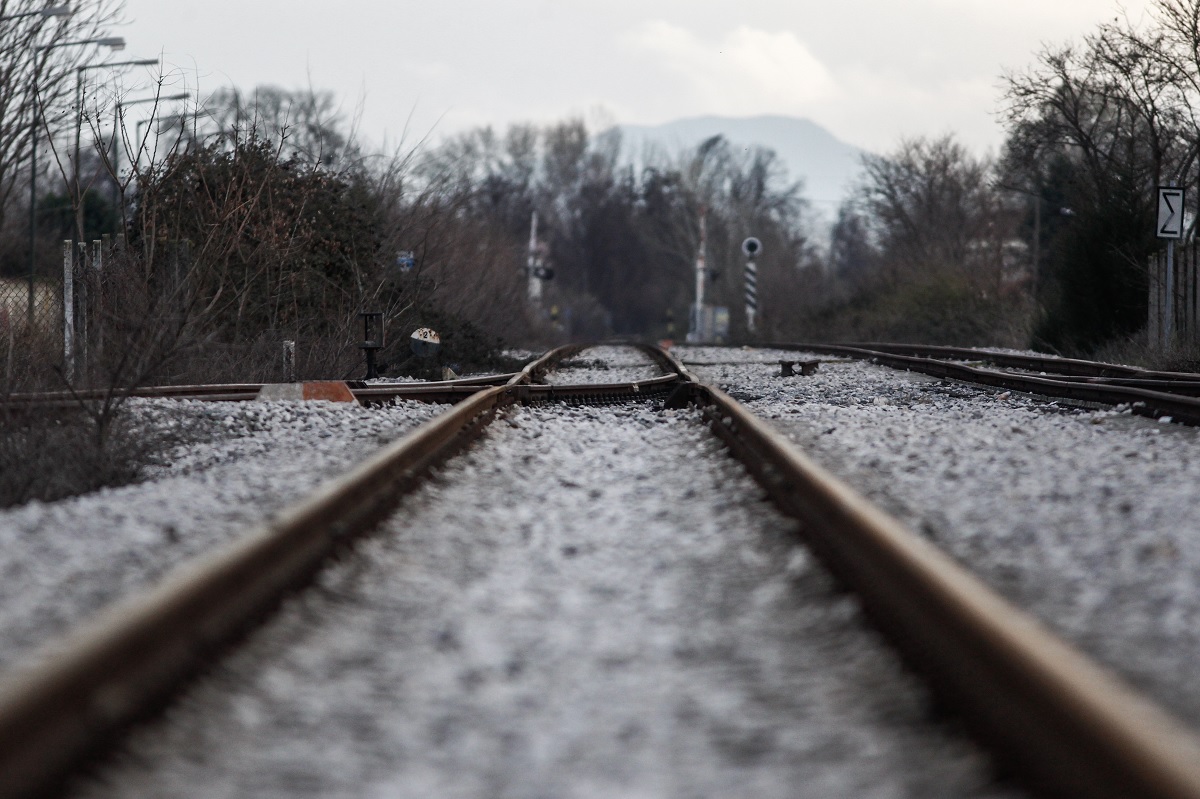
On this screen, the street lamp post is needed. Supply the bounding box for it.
[12,2,80,323]
[28,35,125,326]
[0,5,71,22]
[112,92,187,204]
[74,56,155,242]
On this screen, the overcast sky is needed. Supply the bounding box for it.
[118,0,1156,156]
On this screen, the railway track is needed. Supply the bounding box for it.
[760,341,1200,425]
[1,343,1200,796]
[0,371,522,412]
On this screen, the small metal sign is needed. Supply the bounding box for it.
[1157,187,1186,239]
[410,327,441,358]
[742,237,762,258]
[396,250,416,272]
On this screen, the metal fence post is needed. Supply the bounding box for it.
[94,238,105,366]
[62,241,74,381]
[283,340,296,382]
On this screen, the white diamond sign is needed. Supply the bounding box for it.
[1157,187,1186,239]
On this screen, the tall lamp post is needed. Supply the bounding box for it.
[112,92,187,203]
[28,35,125,325]
[74,56,155,242]
[0,4,71,22]
[11,2,75,324]
[132,112,187,169]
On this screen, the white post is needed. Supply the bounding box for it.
[62,240,74,381]
[1164,179,1180,347]
[1167,239,1176,345]
[283,339,296,382]
[688,209,708,342]
[527,211,542,303]
[1185,239,1195,338]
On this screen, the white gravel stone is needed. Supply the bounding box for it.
[678,344,1200,731]
[71,401,1017,798]
[0,397,441,670]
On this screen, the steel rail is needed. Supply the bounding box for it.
[0,343,666,799]
[12,342,1198,797]
[0,373,522,411]
[518,374,680,404]
[756,342,1200,424]
[509,343,588,386]
[776,341,1199,380]
[658,349,1200,799]
[1009,374,1200,396]
[0,383,514,798]
[1,342,679,413]
[353,384,493,405]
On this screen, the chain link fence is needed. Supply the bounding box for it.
[0,249,64,392]
[5,238,400,389]
[0,271,62,341]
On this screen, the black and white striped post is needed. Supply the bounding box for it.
[742,237,761,334]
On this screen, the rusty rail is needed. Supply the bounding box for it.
[0,343,667,798]
[7,342,1200,798]
[754,342,1200,425]
[776,341,1198,380]
[0,385,511,798]
[664,348,1200,798]
[0,373,523,412]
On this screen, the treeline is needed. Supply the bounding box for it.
[746,0,1200,356]
[11,0,1200,393]
[421,121,817,340]
[796,136,1029,347]
[18,87,826,386]
[999,0,1200,354]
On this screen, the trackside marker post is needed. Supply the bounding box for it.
[742,237,761,334]
[1158,184,1185,344]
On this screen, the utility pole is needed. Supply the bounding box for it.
[687,207,707,342]
[1031,193,1041,300]
[527,211,541,304]
[1167,180,1177,344]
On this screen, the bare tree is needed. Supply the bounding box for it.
[0,0,123,232]
[997,1,1200,350]
[853,136,1009,289]
[193,84,362,171]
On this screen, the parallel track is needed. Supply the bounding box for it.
[822,341,1190,379]
[0,373,522,413]
[761,342,1200,424]
[2,344,1200,797]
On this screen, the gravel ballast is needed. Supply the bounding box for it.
[541,344,664,384]
[0,397,441,671]
[680,345,1200,731]
[71,400,1017,799]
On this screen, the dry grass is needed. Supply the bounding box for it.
[1089,334,1200,373]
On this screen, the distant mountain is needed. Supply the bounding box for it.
[615,115,867,215]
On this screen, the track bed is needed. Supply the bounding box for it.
[69,401,1013,798]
